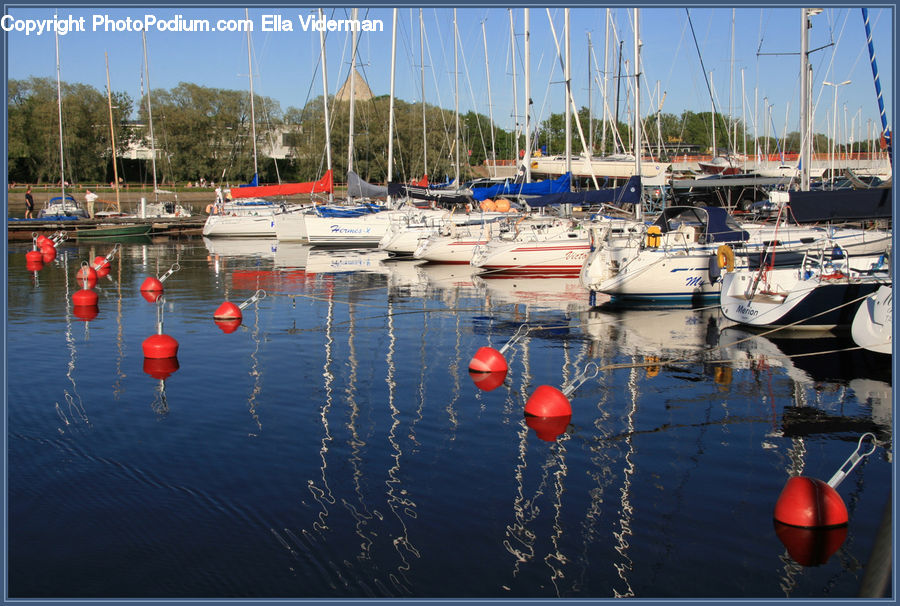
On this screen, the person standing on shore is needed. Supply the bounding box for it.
[24,187,34,219]
[84,189,98,218]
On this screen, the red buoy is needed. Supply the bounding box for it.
[36,234,53,248]
[143,356,180,380]
[773,477,848,528]
[214,318,243,333]
[525,414,572,442]
[468,346,509,373]
[141,289,162,303]
[41,245,57,263]
[141,276,164,292]
[469,369,507,391]
[72,305,99,322]
[25,250,43,264]
[26,259,44,273]
[93,255,110,278]
[142,333,179,359]
[76,264,98,289]
[72,288,98,307]
[214,301,242,320]
[773,521,847,566]
[525,385,573,418]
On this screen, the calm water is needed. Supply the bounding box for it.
[7,237,893,600]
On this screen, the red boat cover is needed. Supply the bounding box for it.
[229,170,333,199]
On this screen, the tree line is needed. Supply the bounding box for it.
[8,77,864,187]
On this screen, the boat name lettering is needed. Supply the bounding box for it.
[737,304,758,318]
[684,276,706,287]
[330,225,372,235]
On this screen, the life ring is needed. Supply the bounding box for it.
[716,244,735,272]
[205,203,215,215]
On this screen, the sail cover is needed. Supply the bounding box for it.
[787,187,892,223]
[470,172,571,201]
[347,171,388,198]
[523,176,642,208]
[229,170,333,199]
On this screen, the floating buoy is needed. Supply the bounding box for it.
[468,324,529,374]
[75,261,98,288]
[525,385,573,418]
[773,433,876,528]
[41,244,57,263]
[140,262,180,293]
[468,368,507,391]
[93,255,110,278]
[36,234,53,248]
[141,289,162,303]
[524,362,598,420]
[215,318,243,333]
[142,333,179,359]
[773,521,847,567]
[469,346,509,373]
[143,356,180,380]
[26,259,44,272]
[213,289,266,321]
[25,250,43,264]
[525,414,572,442]
[72,305,99,322]
[72,288,98,307]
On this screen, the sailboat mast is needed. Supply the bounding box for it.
[454,8,460,186]
[420,9,427,179]
[318,8,333,204]
[588,32,593,155]
[564,8,572,183]
[141,31,159,203]
[509,9,519,169]
[482,21,496,178]
[347,7,358,175]
[55,29,66,203]
[799,8,811,191]
[105,52,120,212]
[246,8,258,180]
[633,8,642,221]
[387,8,397,184]
[524,7,531,183]
[601,9,610,155]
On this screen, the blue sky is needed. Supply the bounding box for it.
[4,5,894,147]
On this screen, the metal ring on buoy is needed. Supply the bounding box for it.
[717,244,735,272]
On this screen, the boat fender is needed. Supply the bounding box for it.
[716,244,735,272]
[708,254,722,282]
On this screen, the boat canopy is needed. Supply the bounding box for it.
[523,175,641,208]
[470,172,571,201]
[347,170,388,199]
[787,188,892,223]
[229,170,333,199]
[652,205,750,243]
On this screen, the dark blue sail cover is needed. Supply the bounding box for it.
[653,205,750,243]
[470,172,572,201]
[787,188,892,223]
[523,175,641,208]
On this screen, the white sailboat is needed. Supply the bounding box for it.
[850,285,892,354]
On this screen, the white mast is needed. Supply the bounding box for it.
[601,9,610,155]
[564,8,572,184]
[633,8,642,221]
[799,8,811,191]
[482,20,496,178]
[347,7,358,175]
[55,28,66,204]
[509,9,519,170]
[420,9,427,180]
[524,8,531,183]
[105,52,120,213]
[387,8,397,185]
[246,8,258,181]
[454,8,460,186]
[318,8,333,204]
[141,30,159,203]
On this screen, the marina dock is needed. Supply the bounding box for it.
[7,216,206,241]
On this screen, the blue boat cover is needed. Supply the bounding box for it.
[787,188,892,223]
[523,175,641,208]
[653,205,750,243]
[470,172,572,201]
